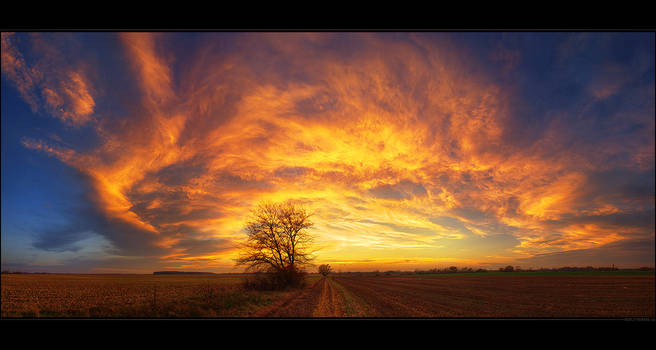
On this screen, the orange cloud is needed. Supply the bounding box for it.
[119,33,175,108]
[1,32,96,126]
[2,32,42,112]
[11,33,655,271]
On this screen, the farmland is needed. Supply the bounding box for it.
[2,271,653,318]
[1,273,315,318]
[331,273,655,317]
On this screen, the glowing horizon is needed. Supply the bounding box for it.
[1,32,654,273]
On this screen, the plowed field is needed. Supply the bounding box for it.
[253,273,654,318]
[2,273,654,318]
[331,274,655,318]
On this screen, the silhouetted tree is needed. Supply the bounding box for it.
[318,264,332,276]
[236,201,315,289]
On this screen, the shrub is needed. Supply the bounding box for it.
[318,264,332,276]
[242,266,307,291]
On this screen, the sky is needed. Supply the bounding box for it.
[1,32,654,273]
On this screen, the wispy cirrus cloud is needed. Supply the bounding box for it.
[2,32,96,126]
[3,32,654,272]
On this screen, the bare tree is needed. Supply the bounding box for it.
[318,264,332,276]
[236,201,315,288]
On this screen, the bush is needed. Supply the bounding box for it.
[318,264,332,276]
[242,267,307,291]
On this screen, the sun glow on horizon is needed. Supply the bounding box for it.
[2,32,654,273]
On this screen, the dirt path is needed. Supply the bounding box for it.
[312,277,346,317]
[256,277,369,317]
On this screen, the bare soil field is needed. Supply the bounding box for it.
[2,272,653,318]
[332,274,655,318]
[1,273,299,317]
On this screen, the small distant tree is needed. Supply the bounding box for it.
[318,264,332,276]
[448,266,458,273]
[503,265,514,272]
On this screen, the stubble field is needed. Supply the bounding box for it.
[2,272,653,318]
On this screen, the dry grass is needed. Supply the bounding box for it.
[1,274,287,318]
[3,272,653,318]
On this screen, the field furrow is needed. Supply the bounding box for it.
[2,272,653,318]
[335,274,655,317]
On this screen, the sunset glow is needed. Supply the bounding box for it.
[2,32,654,273]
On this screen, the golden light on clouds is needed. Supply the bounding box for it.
[2,32,654,272]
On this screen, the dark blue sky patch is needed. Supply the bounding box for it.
[212,171,273,191]
[152,157,209,187]
[579,168,655,208]
[515,238,655,268]
[173,237,235,256]
[132,201,222,226]
[543,210,655,233]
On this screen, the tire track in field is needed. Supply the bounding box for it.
[312,278,344,317]
[329,278,375,317]
[254,279,322,317]
[256,277,352,317]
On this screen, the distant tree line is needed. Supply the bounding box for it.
[521,266,628,272]
[413,266,488,274]
[1,271,52,274]
[153,271,216,275]
[326,265,654,277]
